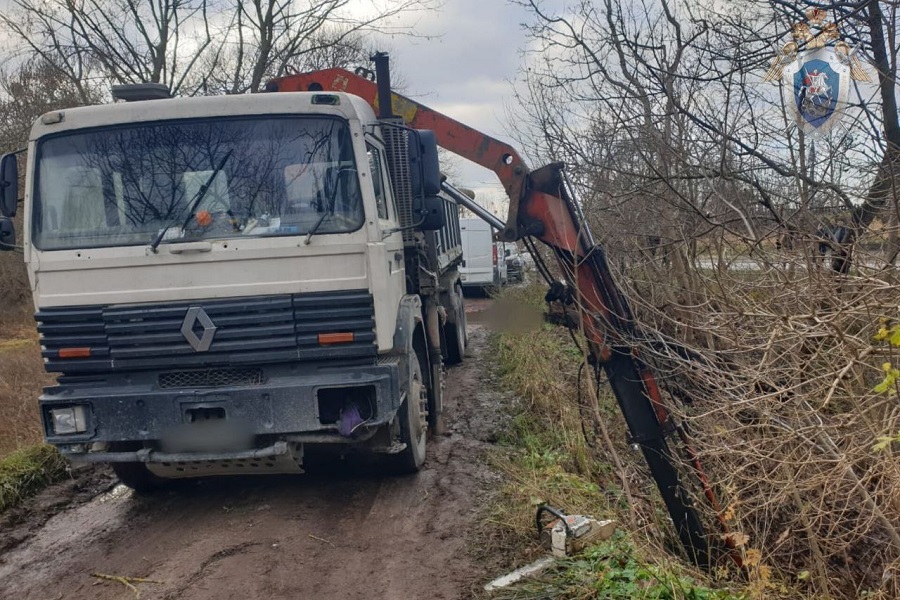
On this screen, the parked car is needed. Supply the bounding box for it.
[520,249,535,271]
[496,241,509,286]
[504,244,525,283]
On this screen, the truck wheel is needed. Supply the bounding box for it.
[111,462,166,495]
[390,349,428,473]
[443,286,467,365]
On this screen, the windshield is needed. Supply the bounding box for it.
[33,116,364,250]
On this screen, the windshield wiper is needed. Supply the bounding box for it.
[304,167,353,245]
[150,150,234,253]
[303,170,340,246]
[303,209,332,245]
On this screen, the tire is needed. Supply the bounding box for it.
[443,285,467,365]
[111,461,166,495]
[389,348,428,473]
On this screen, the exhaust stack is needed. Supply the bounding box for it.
[372,52,394,119]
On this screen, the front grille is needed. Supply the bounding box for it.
[159,368,263,389]
[37,290,376,374]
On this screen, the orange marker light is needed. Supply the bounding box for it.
[195,210,213,227]
[59,347,91,359]
[318,332,354,345]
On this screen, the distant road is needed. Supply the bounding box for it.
[692,255,891,272]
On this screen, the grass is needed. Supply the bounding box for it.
[490,532,742,600]
[0,311,51,456]
[481,283,747,600]
[0,443,67,512]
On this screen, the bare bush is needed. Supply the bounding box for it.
[614,239,900,598]
[514,0,900,597]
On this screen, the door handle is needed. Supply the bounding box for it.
[168,242,213,254]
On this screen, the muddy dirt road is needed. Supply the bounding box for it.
[0,301,510,600]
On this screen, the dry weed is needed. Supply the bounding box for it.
[512,222,900,598]
[0,312,51,456]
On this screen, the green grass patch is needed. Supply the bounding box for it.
[0,444,67,512]
[491,532,742,600]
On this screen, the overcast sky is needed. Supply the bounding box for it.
[369,0,541,208]
[0,0,546,210]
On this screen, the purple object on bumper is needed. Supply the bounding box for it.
[338,404,364,437]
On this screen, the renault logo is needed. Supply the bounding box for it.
[181,307,217,352]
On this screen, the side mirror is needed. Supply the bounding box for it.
[409,130,441,197]
[0,153,18,218]
[0,217,16,251]
[413,195,446,231]
[505,249,511,257]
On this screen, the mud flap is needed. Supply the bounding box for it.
[392,294,424,399]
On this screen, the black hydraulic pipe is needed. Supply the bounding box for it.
[601,348,711,566]
[371,52,394,119]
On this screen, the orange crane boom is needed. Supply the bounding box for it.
[267,55,726,566]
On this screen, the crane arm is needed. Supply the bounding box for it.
[267,67,528,243]
[268,63,722,566]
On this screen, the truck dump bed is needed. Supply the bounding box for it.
[424,196,463,276]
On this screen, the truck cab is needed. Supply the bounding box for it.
[1,89,466,489]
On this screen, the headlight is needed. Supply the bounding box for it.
[50,406,88,435]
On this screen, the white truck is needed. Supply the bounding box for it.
[459,217,504,294]
[0,56,468,491]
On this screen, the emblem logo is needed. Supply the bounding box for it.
[763,9,870,137]
[180,307,217,352]
[786,50,847,135]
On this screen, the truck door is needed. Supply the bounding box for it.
[365,142,405,350]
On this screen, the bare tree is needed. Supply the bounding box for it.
[513,0,897,256]
[0,0,436,96]
[0,58,103,151]
[513,1,900,596]
[0,0,217,96]
[197,23,376,95]
[219,0,434,94]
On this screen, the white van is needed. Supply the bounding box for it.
[460,218,502,293]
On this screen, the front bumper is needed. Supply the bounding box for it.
[40,360,402,454]
[68,440,293,463]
